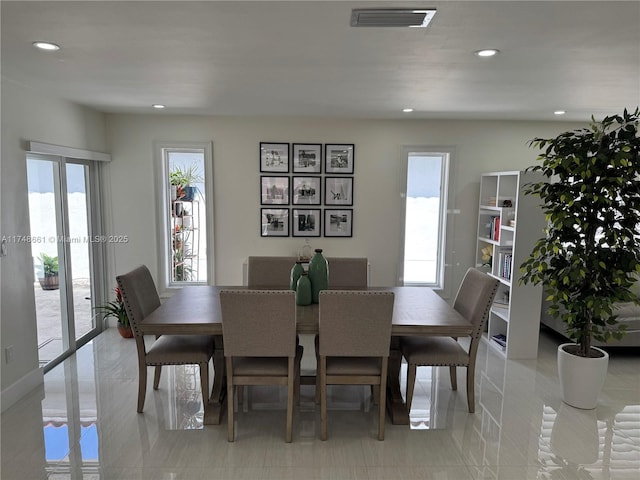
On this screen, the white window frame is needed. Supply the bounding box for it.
[154,141,215,294]
[399,146,452,291]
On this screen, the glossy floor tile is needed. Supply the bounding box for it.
[2,327,639,479]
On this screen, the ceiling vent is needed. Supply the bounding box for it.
[350,8,437,28]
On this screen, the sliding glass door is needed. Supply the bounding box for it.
[27,155,102,370]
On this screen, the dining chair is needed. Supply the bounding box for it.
[116,265,216,413]
[219,289,303,442]
[399,267,499,414]
[246,256,297,287]
[326,257,368,288]
[317,290,395,440]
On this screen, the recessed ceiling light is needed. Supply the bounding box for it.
[402,108,414,113]
[33,41,60,51]
[474,49,499,57]
[152,104,166,109]
[554,110,566,115]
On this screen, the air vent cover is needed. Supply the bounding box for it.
[350,8,436,28]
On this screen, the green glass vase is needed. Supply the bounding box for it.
[308,248,328,303]
[296,273,312,306]
[290,261,304,291]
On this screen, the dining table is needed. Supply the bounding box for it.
[139,285,472,425]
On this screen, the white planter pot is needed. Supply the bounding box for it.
[557,343,609,409]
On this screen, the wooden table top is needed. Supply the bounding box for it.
[139,286,472,337]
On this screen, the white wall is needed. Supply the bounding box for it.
[105,114,583,298]
[1,79,107,405]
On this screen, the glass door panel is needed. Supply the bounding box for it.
[66,163,94,340]
[27,156,101,369]
[28,158,67,365]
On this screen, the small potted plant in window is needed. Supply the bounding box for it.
[96,286,133,338]
[37,252,59,290]
[170,164,203,201]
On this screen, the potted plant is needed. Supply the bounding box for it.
[37,252,59,290]
[169,164,203,201]
[96,286,133,338]
[520,108,640,409]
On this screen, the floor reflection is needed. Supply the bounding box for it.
[1,328,639,480]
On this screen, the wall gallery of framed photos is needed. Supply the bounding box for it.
[259,142,354,238]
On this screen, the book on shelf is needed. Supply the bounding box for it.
[491,334,507,349]
[497,250,512,280]
[486,216,500,241]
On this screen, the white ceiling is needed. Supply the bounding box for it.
[2,1,639,122]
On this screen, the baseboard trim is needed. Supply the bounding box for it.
[1,367,44,413]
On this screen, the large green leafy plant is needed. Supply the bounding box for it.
[520,108,640,357]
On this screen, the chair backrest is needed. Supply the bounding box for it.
[318,290,394,357]
[247,256,298,287]
[327,257,368,288]
[116,265,162,337]
[453,268,499,341]
[220,290,296,357]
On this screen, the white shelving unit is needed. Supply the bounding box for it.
[475,171,544,359]
[171,199,200,282]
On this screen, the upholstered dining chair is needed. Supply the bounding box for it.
[219,289,303,442]
[317,290,395,441]
[246,256,297,287]
[116,265,216,413]
[399,268,499,414]
[326,257,368,288]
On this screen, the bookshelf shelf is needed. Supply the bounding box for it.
[475,171,544,359]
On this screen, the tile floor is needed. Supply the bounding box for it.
[1,327,639,480]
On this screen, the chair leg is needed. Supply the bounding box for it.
[320,356,328,441]
[294,368,301,406]
[378,358,388,441]
[315,335,321,404]
[226,358,235,442]
[238,385,244,406]
[405,364,416,413]
[371,385,379,405]
[199,361,210,409]
[153,366,162,390]
[286,359,294,443]
[137,364,147,413]
[449,366,458,391]
[466,366,475,413]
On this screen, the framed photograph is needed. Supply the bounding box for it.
[292,208,321,237]
[292,176,321,205]
[325,144,354,174]
[261,208,289,237]
[292,143,322,173]
[260,142,289,173]
[324,209,353,237]
[260,176,289,205]
[324,176,353,206]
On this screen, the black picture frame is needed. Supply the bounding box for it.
[292,176,321,205]
[324,176,353,206]
[261,208,289,237]
[324,208,353,237]
[325,144,354,174]
[292,208,321,237]
[260,142,289,173]
[292,143,322,173]
[260,176,289,205]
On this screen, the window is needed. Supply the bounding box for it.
[157,143,213,290]
[401,149,450,288]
